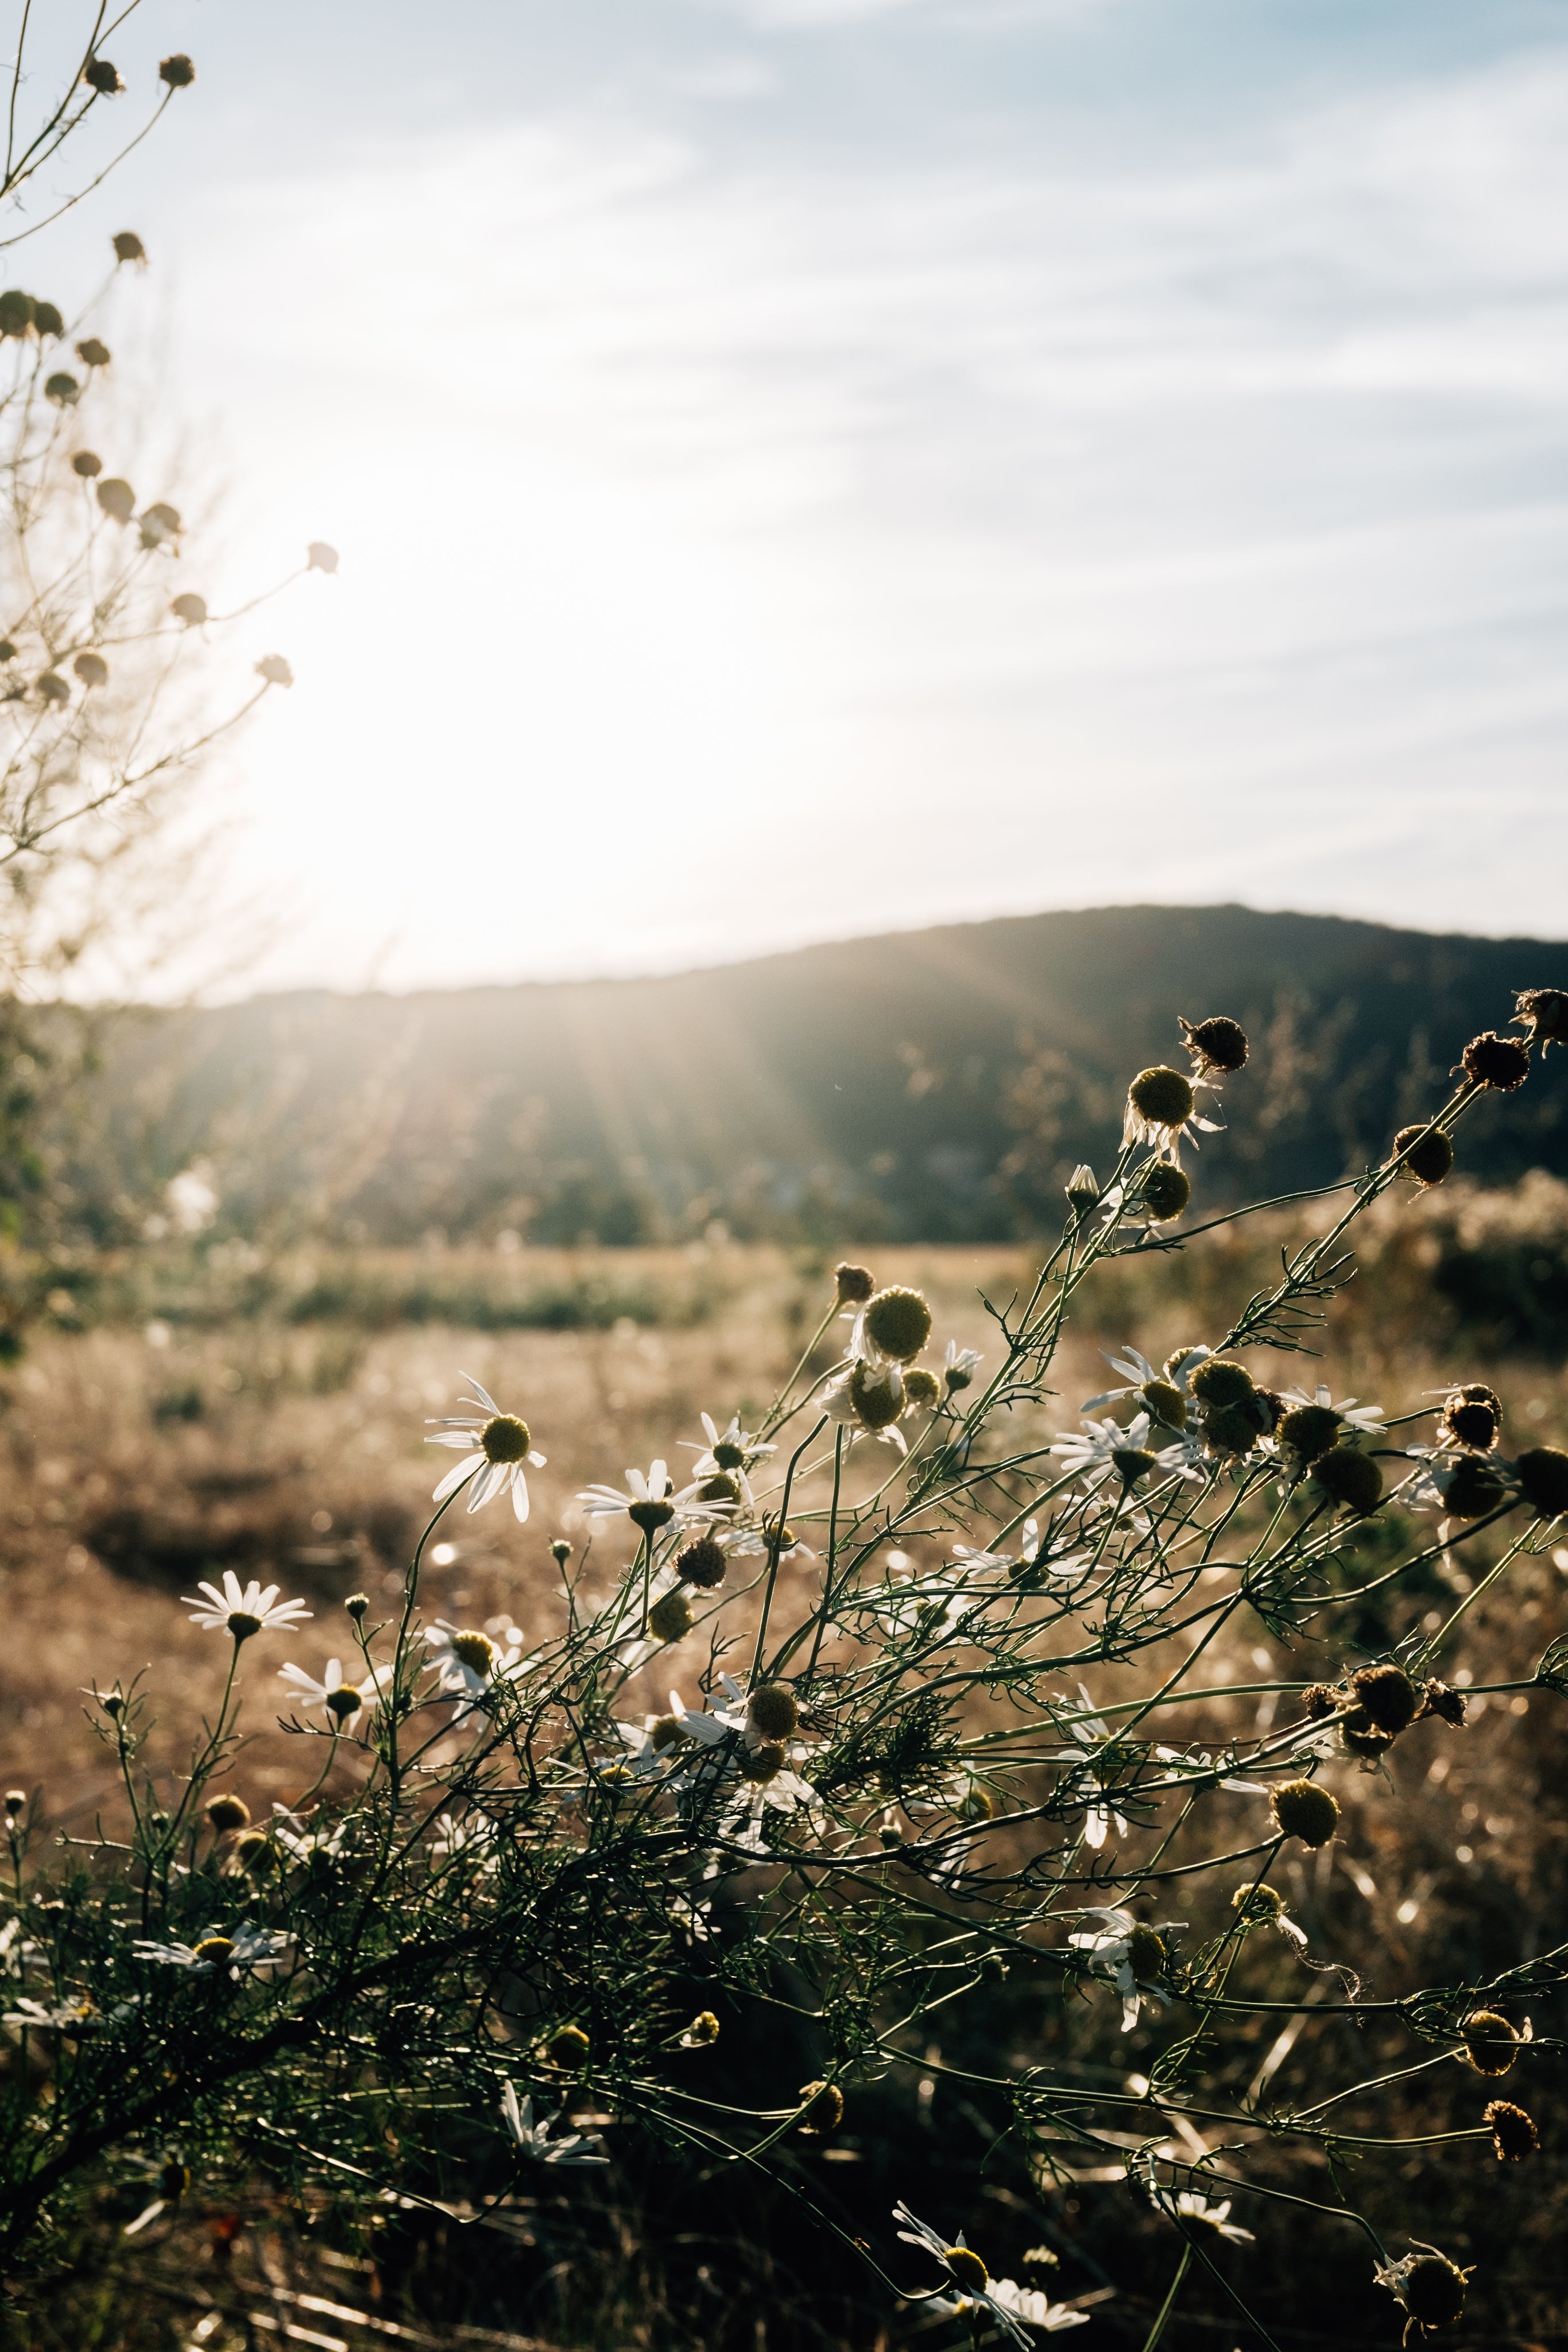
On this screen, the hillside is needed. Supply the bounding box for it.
[59,904,1568,1245]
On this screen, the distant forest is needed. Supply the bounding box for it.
[48,904,1568,1247]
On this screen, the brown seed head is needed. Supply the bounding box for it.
[1439,1455,1507,1520]
[1313,1445,1384,1515]
[160,53,196,88]
[834,1261,874,1304]
[71,450,102,478]
[796,2079,844,2136]
[1399,2254,1468,2330]
[1351,1663,1418,1735]
[1513,986,1568,1054]
[1392,1123,1454,1185]
[1270,1778,1338,1847]
[1484,2099,1537,2161]
[1420,1678,1468,1727]
[675,1534,727,1590]
[1178,1013,1249,1074]
[1461,2010,1519,2076]
[1190,1357,1255,1408]
[1517,1446,1568,1519]
[112,231,146,266]
[1459,1031,1530,1092]
[83,58,123,95]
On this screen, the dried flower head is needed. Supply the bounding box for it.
[1439,1384,1501,1450]
[205,1794,250,1833]
[72,651,107,688]
[1484,2099,1537,2161]
[1393,1123,1454,1185]
[1460,2010,1519,2075]
[1312,1445,1384,1515]
[1351,1664,1418,1735]
[0,289,33,338]
[71,450,102,478]
[1459,1031,1530,1092]
[83,58,123,95]
[112,231,146,266]
[1341,1708,1394,1762]
[1138,1162,1191,1221]
[1302,1684,1340,1722]
[45,372,79,407]
[1269,1778,1338,1847]
[1438,1455,1507,1520]
[1517,1446,1568,1519]
[675,1534,728,1590]
[796,2079,843,2135]
[903,1365,942,1409]
[1512,987,1568,1054]
[1378,2250,1470,2335]
[1420,1678,1468,1727]
[95,477,135,523]
[171,592,208,627]
[160,54,196,88]
[834,1262,874,1303]
[75,338,111,368]
[32,302,61,338]
[1179,1013,1249,1075]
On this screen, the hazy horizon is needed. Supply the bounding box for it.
[37,1,1568,997]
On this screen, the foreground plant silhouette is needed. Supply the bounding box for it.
[3,986,1567,2346]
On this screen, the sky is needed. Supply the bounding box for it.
[20,0,1568,993]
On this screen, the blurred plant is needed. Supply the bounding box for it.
[0,18,331,1353]
[1,995,1565,2343]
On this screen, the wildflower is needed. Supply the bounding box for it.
[1269,1778,1338,1847]
[1055,1689,1129,1850]
[576,1460,678,1534]
[4,1791,25,1820]
[344,1592,370,1621]
[278,1657,385,1728]
[131,1924,292,1978]
[33,302,61,338]
[171,592,207,626]
[72,450,102,478]
[1179,1013,1249,1077]
[270,1806,347,1870]
[0,290,33,336]
[681,1409,774,1494]
[427,1374,547,1520]
[1437,1383,1501,1451]
[139,501,181,548]
[1420,1678,1468,1727]
[823,1358,908,1452]
[430,1812,498,1871]
[1064,1163,1101,1220]
[1393,1123,1454,1185]
[1513,986,1568,1054]
[1230,1882,1307,1950]
[1280,1382,1384,1439]
[834,1261,874,1303]
[1516,1445,1568,1518]
[204,1794,250,1833]
[893,2203,1044,2350]
[944,1340,982,1392]
[1152,2185,1256,2243]
[1483,2099,1537,2161]
[113,231,146,265]
[96,477,136,522]
[424,1620,525,1705]
[1051,1411,1191,1492]
[1122,1065,1222,1162]
[183,1572,311,1644]
[850,1285,933,1365]
[1067,1906,1184,2031]
[74,652,109,691]
[1137,1161,1191,1221]
[1376,2249,1472,2337]
[903,1366,942,1410]
[36,671,69,703]
[1311,1445,1384,1515]
[1416,1452,1507,1519]
[1459,2009,1523,2076]
[46,373,80,407]
[499,2081,607,2165]
[1081,1346,1194,1432]
[681,2009,721,2047]
[83,57,124,95]
[160,53,196,88]
[648,1589,693,1643]
[254,653,293,687]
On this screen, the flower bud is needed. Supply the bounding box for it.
[205,1793,250,1832]
[307,540,339,572]
[255,653,293,688]
[3,1790,25,1820]
[1064,1164,1099,1218]
[1460,2009,1519,2076]
[550,1537,572,1566]
[344,1592,369,1620]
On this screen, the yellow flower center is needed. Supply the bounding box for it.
[326,1685,362,1721]
[192,1936,235,1964]
[481,1413,531,1464]
[650,1715,686,1751]
[944,2246,988,2292]
[450,1630,495,1676]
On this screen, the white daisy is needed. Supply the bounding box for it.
[131,1923,292,1977]
[499,2080,607,2165]
[1153,2187,1256,2244]
[679,1411,773,1509]
[1121,1066,1225,1163]
[893,2203,1037,2351]
[277,1657,385,1729]
[822,1359,908,1453]
[183,1572,311,1643]
[1067,1904,1185,2032]
[1055,1688,1130,1850]
[424,1620,526,1704]
[576,1460,680,1535]
[430,1811,499,1872]
[943,1341,983,1394]
[270,1805,347,1868]
[1049,1412,1163,1490]
[985,2277,1090,2334]
[427,1373,547,1521]
[1278,1383,1386,1437]
[1081,1343,1211,1419]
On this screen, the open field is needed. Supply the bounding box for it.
[5,1224,1568,2350]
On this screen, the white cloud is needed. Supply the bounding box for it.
[141,40,1568,991]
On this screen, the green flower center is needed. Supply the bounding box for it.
[862,1286,933,1363]
[1112,1446,1158,1484]
[649,1715,686,1751]
[481,1413,531,1464]
[450,1630,495,1676]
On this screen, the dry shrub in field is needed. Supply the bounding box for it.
[2,995,1567,2352]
